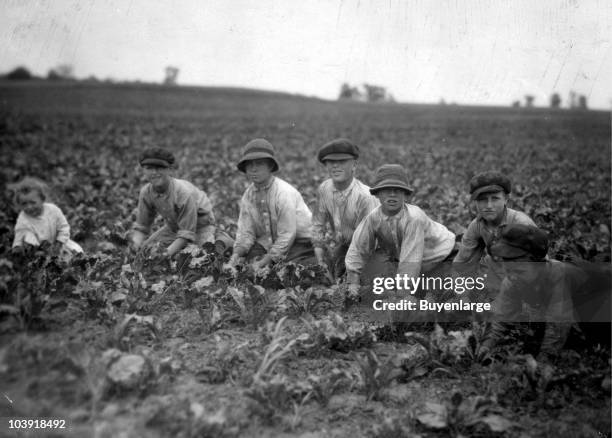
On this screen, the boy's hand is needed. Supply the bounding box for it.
[251,254,272,273]
[222,254,243,276]
[130,230,146,251]
[347,283,361,300]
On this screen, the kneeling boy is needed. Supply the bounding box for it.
[131,148,216,257]
[345,164,455,297]
[225,139,314,272]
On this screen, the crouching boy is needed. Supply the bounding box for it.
[224,139,315,272]
[485,224,579,361]
[345,164,456,299]
[131,148,216,257]
[453,171,535,293]
[311,138,378,279]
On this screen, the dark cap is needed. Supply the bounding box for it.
[469,171,511,200]
[489,224,549,260]
[140,148,175,168]
[237,138,280,173]
[369,164,413,196]
[317,138,360,163]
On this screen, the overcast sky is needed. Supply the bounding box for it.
[2,0,611,108]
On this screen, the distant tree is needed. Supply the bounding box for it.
[524,95,534,108]
[5,66,33,80]
[363,83,387,103]
[338,83,362,101]
[164,66,179,85]
[439,98,446,105]
[550,93,561,108]
[578,95,588,110]
[512,100,521,108]
[47,64,74,80]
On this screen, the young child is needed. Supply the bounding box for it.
[486,224,589,361]
[453,171,536,290]
[224,138,315,272]
[131,148,216,257]
[345,164,456,297]
[311,138,379,279]
[10,177,83,254]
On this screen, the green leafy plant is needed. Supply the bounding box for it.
[416,392,514,436]
[353,350,403,401]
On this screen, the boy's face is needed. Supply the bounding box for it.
[502,258,541,285]
[376,188,406,215]
[19,191,44,217]
[142,164,171,192]
[324,159,355,186]
[245,159,274,185]
[475,191,507,223]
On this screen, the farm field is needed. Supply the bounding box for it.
[0,82,610,437]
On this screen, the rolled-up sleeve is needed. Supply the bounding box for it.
[197,191,216,226]
[398,219,425,278]
[345,216,375,276]
[133,187,155,235]
[175,194,199,242]
[269,193,298,262]
[234,197,256,257]
[311,186,329,248]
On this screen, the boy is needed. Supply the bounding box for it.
[345,164,456,296]
[224,138,314,272]
[453,171,536,290]
[10,177,83,255]
[131,148,216,257]
[485,224,601,361]
[311,138,378,279]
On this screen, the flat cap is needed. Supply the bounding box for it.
[469,171,511,200]
[317,138,359,163]
[140,148,175,168]
[489,224,549,260]
[369,164,413,196]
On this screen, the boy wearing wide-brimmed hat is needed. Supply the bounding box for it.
[484,224,591,361]
[345,164,455,297]
[225,138,314,272]
[453,171,535,290]
[131,148,216,257]
[311,138,378,279]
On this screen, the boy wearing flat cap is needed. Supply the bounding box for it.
[225,138,314,272]
[485,224,583,360]
[131,148,216,257]
[453,171,535,289]
[345,164,455,297]
[311,138,379,279]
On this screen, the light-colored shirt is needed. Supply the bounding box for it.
[453,207,535,265]
[346,204,455,279]
[311,178,379,248]
[13,202,78,249]
[133,178,215,242]
[234,176,312,262]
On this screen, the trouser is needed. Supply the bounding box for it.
[244,239,316,265]
[485,282,574,356]
[142,224,216,249]
[359,245,457,307]
[322,243,350,280]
